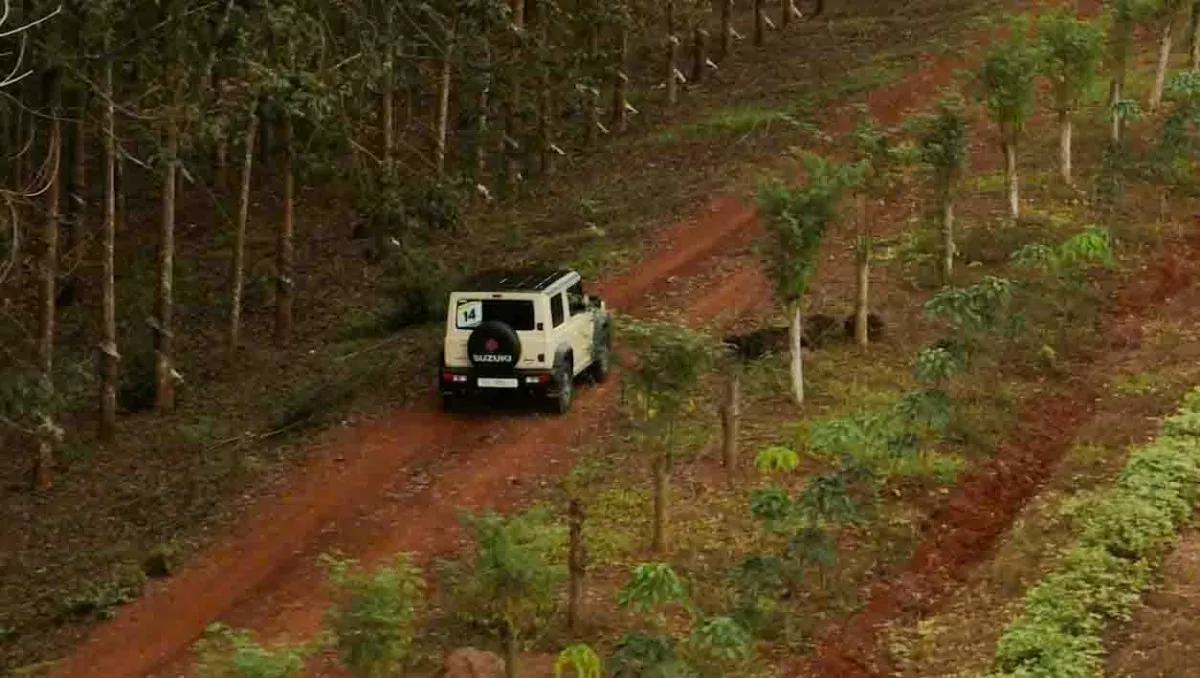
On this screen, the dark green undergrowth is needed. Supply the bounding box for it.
[983,387,1200,678]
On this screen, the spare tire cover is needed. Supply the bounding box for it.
[468,320,522,369]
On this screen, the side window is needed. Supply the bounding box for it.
[551,293,566,327]
[567,282,586,316]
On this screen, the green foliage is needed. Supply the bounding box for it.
[0,364,60,437]
[984,386,1200,678]
[618,317,720,450]
[755,151,867,304]
[616,562,691,620]
[192,623,311,678]
[850,116,913,199]
[924,276,1018,336]
[1150,70,1200,191]
[608,632,681,678]
[908,92,970,200]
[913,345,966,384]
[727,556,786,636]
[554,643,603,678]
[683,616,754,678]
[976,14,1040,138]
[1010,226,1117,279]
[753,445,800,474]
[796,473,861,525]
[1035,9,1107,112]
[748,487,794,532]
[437,508,565,642]
[320,552,425,678]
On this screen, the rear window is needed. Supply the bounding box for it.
[454,298,536,331]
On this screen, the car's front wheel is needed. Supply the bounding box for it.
[590,332,612,383]
[551,362,574,415]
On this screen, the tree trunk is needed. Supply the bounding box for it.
[1191,0,1200,70]
[229,107,257,352]
[34,67,63,491]
[651,454,670,553]
[853,196,870,348]
[154,78,181,413]
[434,40,453,178]
[382,78,394,162]
[754,0,766,46]
[1058,109,1072,185]
[1109,79,1123,143]
[99,55,119,444]
[537,87,556,176]
[789,301,803,406]
[940,194,954,284]
[782,0,796,27]
[566,498,586,632]
[721,367,740,470]
[68,88,87,271]
[215,140,228,191]
[1149,21,1173,112]
[504,622,519,678]
[1003,136,1019,221]
[720,0,733,60]
[691,28,707,85]
[665,34,679,106]
[611,27,629,133]
[275,115,294,347]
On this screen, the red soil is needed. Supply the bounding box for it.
[44,5,1055,676]
[795,234,1200,678]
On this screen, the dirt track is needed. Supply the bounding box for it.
[46,177,768,678]
[43,4,1078,675]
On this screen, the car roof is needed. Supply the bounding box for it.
[457,268,579,293]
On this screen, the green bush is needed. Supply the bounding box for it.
[321,552,425,678]
[982,386,1200,678]
[192,623,312,678]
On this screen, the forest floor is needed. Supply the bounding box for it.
[5,0,1200,676]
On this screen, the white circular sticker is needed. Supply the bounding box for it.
[456,300,483,328]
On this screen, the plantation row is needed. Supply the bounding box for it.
[177,0,1200,661]
[0,0,822,489]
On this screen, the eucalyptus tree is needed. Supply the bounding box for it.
[977,13,1039,221]
[1146,0,1191,111]
[755,151,865,406]
[908,93,969,284]
[259,0,336,347]
[1035,8,1106,184]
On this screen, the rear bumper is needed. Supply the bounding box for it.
[439,367,561,398]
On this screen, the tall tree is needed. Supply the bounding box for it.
[909,93,970,284]
[978,14,1039,221]
[1147,0,1190,111]
[153,0,187,412]
[1035,8,1106,184]
[34,50,63,489]
[261,0,331,346]
[755,152,865,406]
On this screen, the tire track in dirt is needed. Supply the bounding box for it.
[44,171,762,678]
[795,234,1200,678]
[47,8,1021,675]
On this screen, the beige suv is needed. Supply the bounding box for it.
[439,269,612,413]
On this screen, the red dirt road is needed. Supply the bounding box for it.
[47,11,1016,678]
[45,181,764,678]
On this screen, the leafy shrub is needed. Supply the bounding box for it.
[983,386,1200,678]
[192,622,312,678]
[321,552,425,678]
[554,644,602,678]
